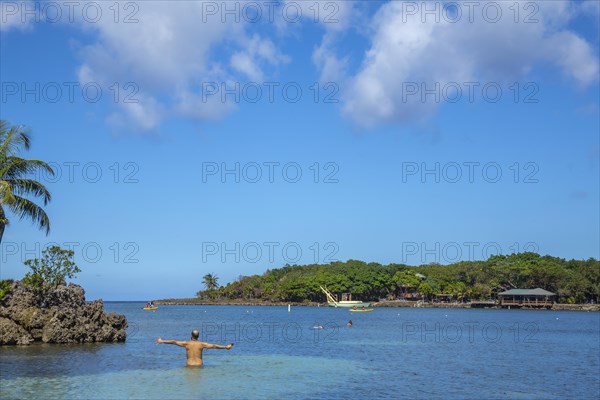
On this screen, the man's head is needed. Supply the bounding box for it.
[191,330,200,340]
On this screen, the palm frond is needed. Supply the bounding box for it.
[0,120,52,238]
[7,196,51,234]
[1,157,55,179]
[0,121,31,155]
[0,180,16,205]
[5,178,52,205]
[0,205,7,225]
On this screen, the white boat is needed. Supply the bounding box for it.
[320,286,371,308]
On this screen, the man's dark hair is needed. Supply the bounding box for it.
[191,330,200,339]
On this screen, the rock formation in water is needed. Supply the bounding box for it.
[0,281,127,345]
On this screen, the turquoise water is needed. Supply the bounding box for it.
[1,304,599,399]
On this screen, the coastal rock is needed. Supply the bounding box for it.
[45,283,86,308]
[0,281,127,345]
[0,317,33,345]
[0,281,37,313]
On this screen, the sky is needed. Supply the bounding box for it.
[0,0,598,300]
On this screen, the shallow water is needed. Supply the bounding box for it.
[1,304,599,399]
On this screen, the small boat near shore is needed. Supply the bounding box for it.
[320,286,371,308]
[349,308,373,312]
[143,302,158,310]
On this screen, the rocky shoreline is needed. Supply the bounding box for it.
[0,281,128,345]
[154,298,599,311]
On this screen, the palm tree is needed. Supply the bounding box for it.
[202,273,219,292]
[0,121,54,243]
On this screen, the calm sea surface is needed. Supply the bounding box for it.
[1,303,599,399]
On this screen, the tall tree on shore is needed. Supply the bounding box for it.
[0,121,54,243]
[203,273,219,292]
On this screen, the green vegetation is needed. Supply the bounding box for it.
[0,279,14,300]
[0,120,55,243]
[198,273,220,299]
[23,246,81,300]
[197,253,600,304]
[202,273,219,291]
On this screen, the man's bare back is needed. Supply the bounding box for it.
[156,330,233,367]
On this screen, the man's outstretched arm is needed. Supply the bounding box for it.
[203,342,234,350]
[156,338,187,347]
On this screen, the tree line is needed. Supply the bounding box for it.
[197,253,600,304]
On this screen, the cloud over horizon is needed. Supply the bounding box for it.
[2,1,597,131]
[332,0,599,127]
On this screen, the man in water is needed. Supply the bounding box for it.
[156,330,234,367]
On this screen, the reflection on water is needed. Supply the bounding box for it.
[1,304,599,399]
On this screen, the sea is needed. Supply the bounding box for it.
[1,303,599,399]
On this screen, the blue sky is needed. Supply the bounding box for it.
[0,1,598,300]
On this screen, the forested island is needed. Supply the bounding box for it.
[186,253,598,306]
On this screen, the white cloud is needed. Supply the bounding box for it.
[6,0,596,131]
[272,1,357,34]
[231,52,264,82]
[107,96,164,132]
[314,0,599,127]
[580,0,600,16]
[230,34,289,81]
[313,35,348,83]
[0,1,34,32]
[546,31,599,87]
[74,2,289,131]
[311,2,363,88]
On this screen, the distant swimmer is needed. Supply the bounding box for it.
[347,320,353,328]
[156,329,233,367]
